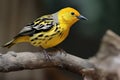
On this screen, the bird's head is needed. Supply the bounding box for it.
[58,7,87,26]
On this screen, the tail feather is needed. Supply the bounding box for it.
[2,39,15,48]
[2,36,30,48]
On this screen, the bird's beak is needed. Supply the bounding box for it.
[77,15,88,20]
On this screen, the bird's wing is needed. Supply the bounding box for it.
[14,15,56,38]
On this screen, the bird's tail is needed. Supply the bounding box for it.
[2,39,15,48]
[2,36,30,48]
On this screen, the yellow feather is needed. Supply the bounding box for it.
[3,7,87,49]
[14,36,30,43]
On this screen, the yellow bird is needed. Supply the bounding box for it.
[2,7,87,59]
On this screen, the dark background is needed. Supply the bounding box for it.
[0,0,120,80]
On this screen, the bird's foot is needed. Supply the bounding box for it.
[42,50,52,62]
[54,47,67,56]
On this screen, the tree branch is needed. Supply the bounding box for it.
[1,30,120,80]
[0,50,97,79]
[89,30,120,80]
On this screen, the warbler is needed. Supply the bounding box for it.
[2,7,87,57]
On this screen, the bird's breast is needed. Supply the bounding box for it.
[29,24,70,49]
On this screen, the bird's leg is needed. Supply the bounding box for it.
[40,47,52,62]
[42,49,52,62]
[53,47,67,56]
[50,47,65,68]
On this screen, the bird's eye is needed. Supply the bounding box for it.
[71,12,75,15]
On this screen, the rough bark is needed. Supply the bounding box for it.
[89,30,120,80]
[0,50,97,80]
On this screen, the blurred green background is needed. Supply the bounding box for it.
[0,0,120,80]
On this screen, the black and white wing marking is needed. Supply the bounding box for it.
[14,15,56,38]
[14,25,35,38]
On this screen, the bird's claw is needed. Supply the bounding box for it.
[42,50,52,62]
